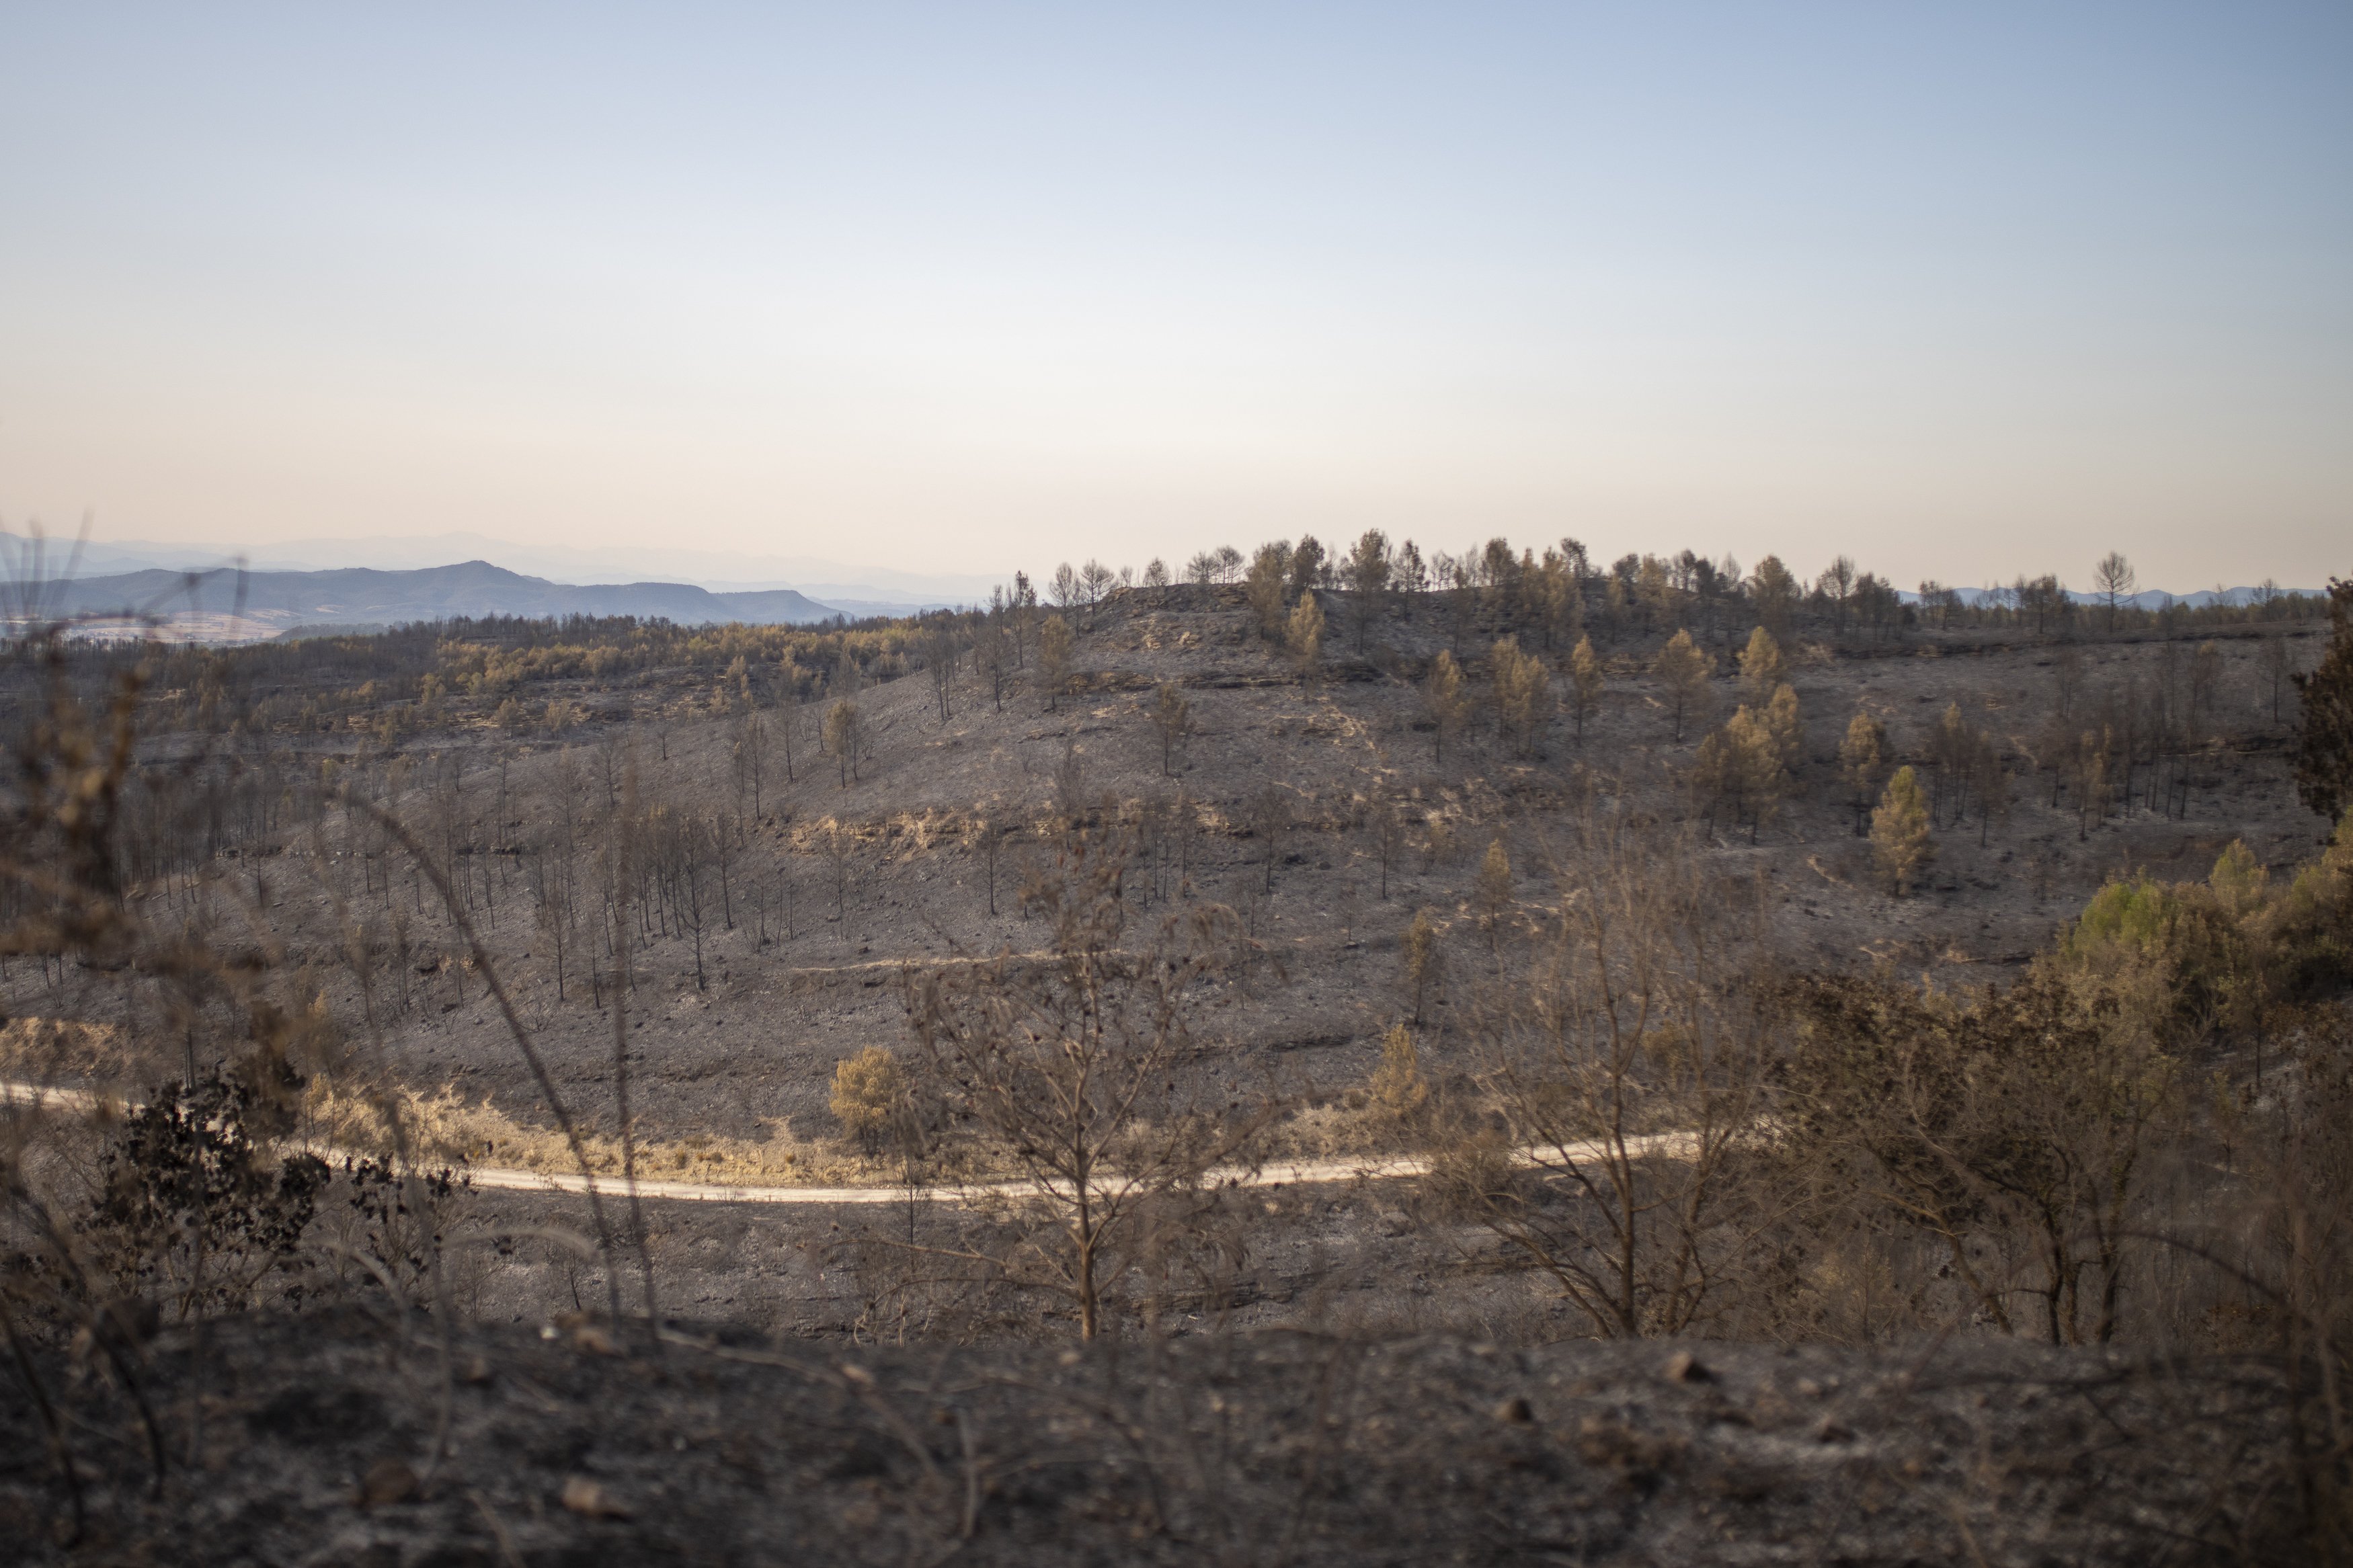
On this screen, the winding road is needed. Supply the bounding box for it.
[1,1078,1691,1206]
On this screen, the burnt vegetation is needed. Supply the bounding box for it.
[0,543,2347,1563]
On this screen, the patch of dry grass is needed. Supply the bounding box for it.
[1262,1098,1418,1161]
[299,1075,889,1186]
[0,1017,130,1081]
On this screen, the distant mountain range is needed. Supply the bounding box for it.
[13,561,852,634]
[0,529,996,614]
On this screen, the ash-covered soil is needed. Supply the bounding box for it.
[426,1179,1592,1342]
[0,591,2334,1564]
[2,1311,2303,1567]
[122,589,2322,1155]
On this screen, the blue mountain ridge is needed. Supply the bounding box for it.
[19,561,846,628]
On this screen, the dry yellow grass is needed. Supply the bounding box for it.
[5,1032,1420,1186]
[0,1017,130,1080]
[298,1075,892,1185]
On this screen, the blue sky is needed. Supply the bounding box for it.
[3,3,2346,588]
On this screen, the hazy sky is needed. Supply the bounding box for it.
[3,3,2346,589]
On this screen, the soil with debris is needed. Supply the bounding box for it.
[0,1309,2300,1565]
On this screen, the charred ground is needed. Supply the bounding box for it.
[0,560,2344,1563]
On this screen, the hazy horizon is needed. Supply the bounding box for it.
[5,5,2346,589]
[0,522,2325,608]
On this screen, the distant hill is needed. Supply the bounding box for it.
[0,528,998,608]
[15,561,847,632]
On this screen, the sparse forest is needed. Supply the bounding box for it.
[0,543,2346,1563]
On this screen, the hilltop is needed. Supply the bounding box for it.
[334,584,2331,1143]
[11,575,2327,1153]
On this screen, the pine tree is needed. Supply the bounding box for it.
[1289,535,1327,594]
[1973,731,2010,848]
[1367,786,1406,901]
[1636,555,1673,631]
[2208,837,2268,917]
[1148,682,1193,776]
[975,595,1010,711]
[1536,550,1579,649]
[2073,726,2116,840]
[1567,634,1603,740]
[1838,711,1888,836]
[1078,559,1116,624]
[1816,556,1858,636]
[1930,702,1978,827]
[2188,639,2222,737]
[1423,650,1466,763]
[1038,615,1074,712]
[1764,682,1802,774]
[1870,766,1935,895]
[2262,632,2295,725]
[1245,542,1291,638]
[1747,555,1801,639]
[1394,540,1429,606]
[1287,591,1326,679]
[1652,628,1714,742]
[1368,1023,1429,1120]
[1489,636,1550,757]
[1474,839,1513,954]
[2094,551,2137,631]
[830,1045,905,1151]
[1738,626,1786,708]
[823,699,860,787]
[2053,643,2083,720]
[1696,705,1788,842]
[1402,907,1443,1024]
[1691,723,1731,821]
[1009,573,1038,669]
[1345,530,1392,651]
[923,626,958,723]
[2291,578,2353,823]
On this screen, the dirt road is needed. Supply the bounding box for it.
[1,1078,1689,1206]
